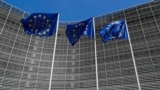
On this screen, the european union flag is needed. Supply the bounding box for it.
[66,18,94,46]
[21,13,59,37]
[99,20,128,43]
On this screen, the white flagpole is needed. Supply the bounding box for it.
[49,13,60,90]
[93,17,99,90]
[125,20,141,90]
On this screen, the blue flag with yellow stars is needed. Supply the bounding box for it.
[66,18,94,46]
[20,13,59,37]
[100,20,128,43]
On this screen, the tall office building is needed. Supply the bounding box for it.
[0,0,160,90]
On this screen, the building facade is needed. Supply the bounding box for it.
[0,0,160,90]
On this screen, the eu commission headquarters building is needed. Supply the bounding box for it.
[0,0,160,90]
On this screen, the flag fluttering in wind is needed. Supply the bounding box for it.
[99,20,128,43]
[21,13,59,37]
[66,18,95,46]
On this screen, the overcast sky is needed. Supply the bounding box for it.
[4,0,150,21]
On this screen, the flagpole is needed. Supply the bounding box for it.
[49,13,60,90]
[125,20,141,90]
[93,17,99,90]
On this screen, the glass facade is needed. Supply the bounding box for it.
[0,0,160,90]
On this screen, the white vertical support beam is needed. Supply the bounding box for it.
[93,17,99,90]
[49,13,60,90]
[64,22,70,90]
[0,10,25,86]
[149,1,160,32]
[125,20,141,90]
[0,6,12,34]
[17,34,33,90]
[148,0,159,80]
[8,12,25,60]
[64,36,69,90]
[34,37,45,90]
[78,24,80,90]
